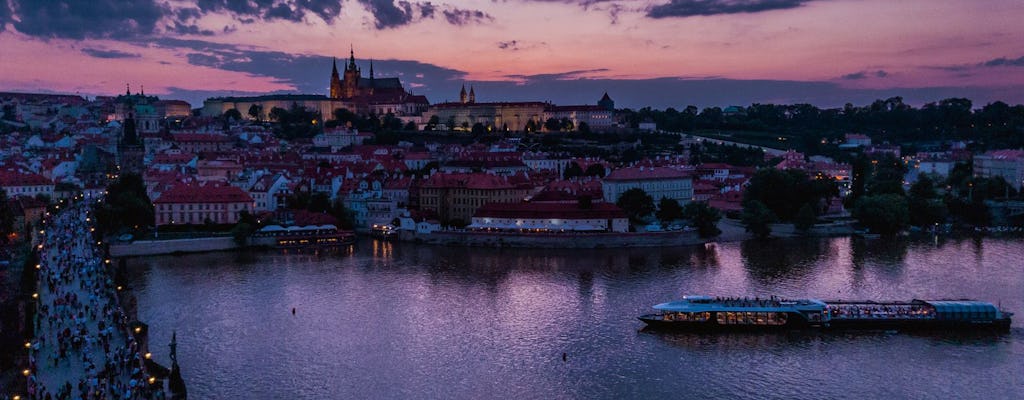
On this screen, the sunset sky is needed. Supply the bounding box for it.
[1,0,1023,109]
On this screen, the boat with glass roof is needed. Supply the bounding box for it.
[639,295,1013,332]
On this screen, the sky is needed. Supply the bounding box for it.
[1,0,1023,110]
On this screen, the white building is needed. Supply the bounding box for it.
[602,166,693,205]
[974,150,1024,190]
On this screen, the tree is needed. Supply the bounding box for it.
[744,168,834,221]
[223,108,242,121]
[682,202,721,238]
[471,122,487,135]
[231,222,254,246]
[563,162,584,179]
[524,119,538,133]
[403,121,417,131]
[793,203,817,233]
[560,117,574,131]
[741,200,776,239]
[908,175,948,227]
[328,199,355,230]
[426,115,440,131]
[308,192,332,213]
[92,173,154,236]
[616,188,655,224]
[0,189,13,242]
[269,107,287,122]
[578,121,591,135]
[655,197,684,223]
[584,164,606,177]
[544,118,561,132]
[247,104,262,121]
[852,194,909,235]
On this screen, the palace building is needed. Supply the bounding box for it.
[422,88,616,132]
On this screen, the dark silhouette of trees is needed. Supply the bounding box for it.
[655,197,684,223]
[223,108,242,121]
[743,169,836,221]
[0,189,13,243]
[682,201,721,238]
[741,200,776,239]
[93,174,153,236]
[616,188,655,224]
[852,194,908,235]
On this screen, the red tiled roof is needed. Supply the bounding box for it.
[154,183,253,204]
[420,173,514,190]
[171,133,233,143]
[0,170,52,186]
[604,166,690,181]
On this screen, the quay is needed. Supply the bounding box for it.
[11,199,184,400]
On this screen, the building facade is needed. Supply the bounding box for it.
[602,166,693,205]
[470,202,629,232]
[419,173,531,224]
[975,150,1024,190]
[154,183,255,226]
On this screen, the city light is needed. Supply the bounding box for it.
[148,376,157,385]
[22,369,30,376]
[145,352,152,359]
[134,327,142,334]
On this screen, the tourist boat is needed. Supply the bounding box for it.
[638,295,1013,332]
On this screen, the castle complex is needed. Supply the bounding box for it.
[203,48,427,119]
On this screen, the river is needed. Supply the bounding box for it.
[127,236,1023,399]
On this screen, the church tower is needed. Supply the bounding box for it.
[342,46,361,98]
[368,58,375,96]
[459,84,467,104]
[329,57,342,99]
[468,86,476,104]
[117,112,145,178]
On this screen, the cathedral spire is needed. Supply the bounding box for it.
[370,58,374,80]
[332,57,338,75]
[349,45,356,69]
[459,84,467,104]
[126,83,131,96]
[140,85,144,96]
[469,85,475,104]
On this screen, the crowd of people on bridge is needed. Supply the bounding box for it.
[17,199,165,400]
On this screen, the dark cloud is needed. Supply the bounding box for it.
[840,70,888,80]
[498,40,519,50]
[981,56,1024,67]
[505,69,611,81]
[647,0,815,19]
[841,72,866,80]
[80,48,142,59]
[358,0,415,29]
[7,0,167,39]
[195,0,343,23]
[420,1,436,18]
[167,22,215,36]
[442,7,493,25]
[264,4,304,22]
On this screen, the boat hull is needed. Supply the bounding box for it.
[638,313,812,332]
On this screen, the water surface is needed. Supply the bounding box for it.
[129,237,1024,399]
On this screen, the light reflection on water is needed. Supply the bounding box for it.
[129,237,1023,399]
